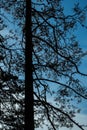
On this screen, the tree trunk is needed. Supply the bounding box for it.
[25,0,34,130]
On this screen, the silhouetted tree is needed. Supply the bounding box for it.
[0,0,87,130]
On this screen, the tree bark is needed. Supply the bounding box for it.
[25,0,34,130]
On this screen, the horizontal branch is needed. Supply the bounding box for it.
[0,44,23,51]
[34,78,87,100]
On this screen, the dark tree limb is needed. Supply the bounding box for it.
[34,93,85,130]
[34,78,87,100]
[32,35,87,76]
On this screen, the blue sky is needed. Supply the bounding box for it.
[62,0,87,48]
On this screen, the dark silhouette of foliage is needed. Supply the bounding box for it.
[0,0,25,129]
[0,0,87,130]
